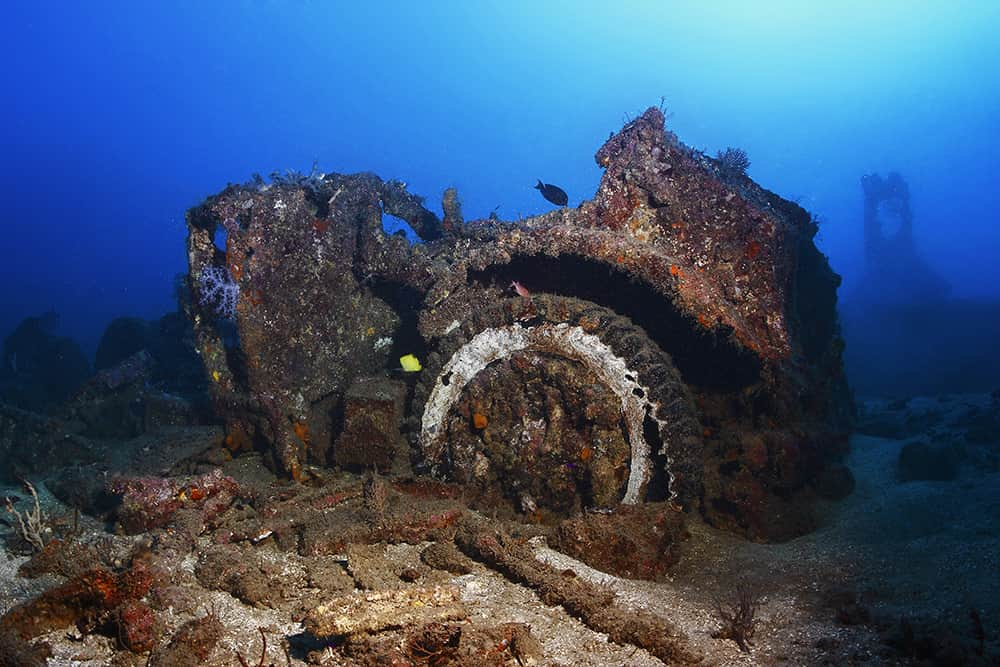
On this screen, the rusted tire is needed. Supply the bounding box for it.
[412,294,702,516]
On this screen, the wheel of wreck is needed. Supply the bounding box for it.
[413,293,702,519]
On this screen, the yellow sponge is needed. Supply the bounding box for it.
[399,354,422,372]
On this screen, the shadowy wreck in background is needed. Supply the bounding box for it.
[186,107,853,542]
[841,171,1000,396]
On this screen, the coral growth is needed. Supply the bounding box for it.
[185,105,850,544]
[716,146,751,174]
[0,558,153,642]
[109,468,242,534]
[4,480,49,552]
[551,502,687,580]
[196,266,240,320]
[147,609,224,666]
[712,582,761,652]
[116,599,158,652]
[455,514,701,664]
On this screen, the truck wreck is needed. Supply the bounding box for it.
[186,107,852,542]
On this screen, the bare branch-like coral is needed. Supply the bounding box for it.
[712,582,761,653]
[4,479,48,552]
[235,627,268,667]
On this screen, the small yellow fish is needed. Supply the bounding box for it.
[399,354,422,372]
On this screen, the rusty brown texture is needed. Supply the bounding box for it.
[186,174,440,478]
[186,106,850,541]
[418,108,796,364]
[335,377,409,473]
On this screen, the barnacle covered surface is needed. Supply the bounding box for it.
[185,174,441,479]
[418,108,797,363]
[185,107,850,540]
[412,109,849,537]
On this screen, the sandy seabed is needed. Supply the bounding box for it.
[1,394,997,666]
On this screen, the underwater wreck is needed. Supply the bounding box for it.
[857,171,950,305]
[186,106,852,542]
[0,107,872,666]
[842,170,1000,396]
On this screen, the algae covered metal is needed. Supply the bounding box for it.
[186,107,851,539]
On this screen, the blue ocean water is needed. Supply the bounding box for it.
[2,2,998,359]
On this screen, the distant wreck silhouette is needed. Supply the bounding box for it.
[843,171,1000,396]
[855,171,949,305]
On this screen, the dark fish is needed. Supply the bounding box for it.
[534,180,568,206]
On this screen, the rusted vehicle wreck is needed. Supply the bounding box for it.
[186,107,852,542]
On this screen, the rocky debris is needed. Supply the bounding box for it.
[16,538,111,580]
[293,490,464,557]
[338,620,544,667]
[2,397,994,666]
[0,557,152,642]
[305,585,466,638]
[91,311,206,399]
[334,376,409,473]
[115,599,159,652]
[344,542,416,590]
[195,544,298,608]
[856,401,945,439]
[421,540,475,575]
[109,468,242,534]
[94,349,153,391]
[0,309,205,441]
[550,503,688,581]
[455,514,701,665]
[856,394,999,481]
[0,403,97,483]
[146,611,224,666]
[63,347,207,441]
